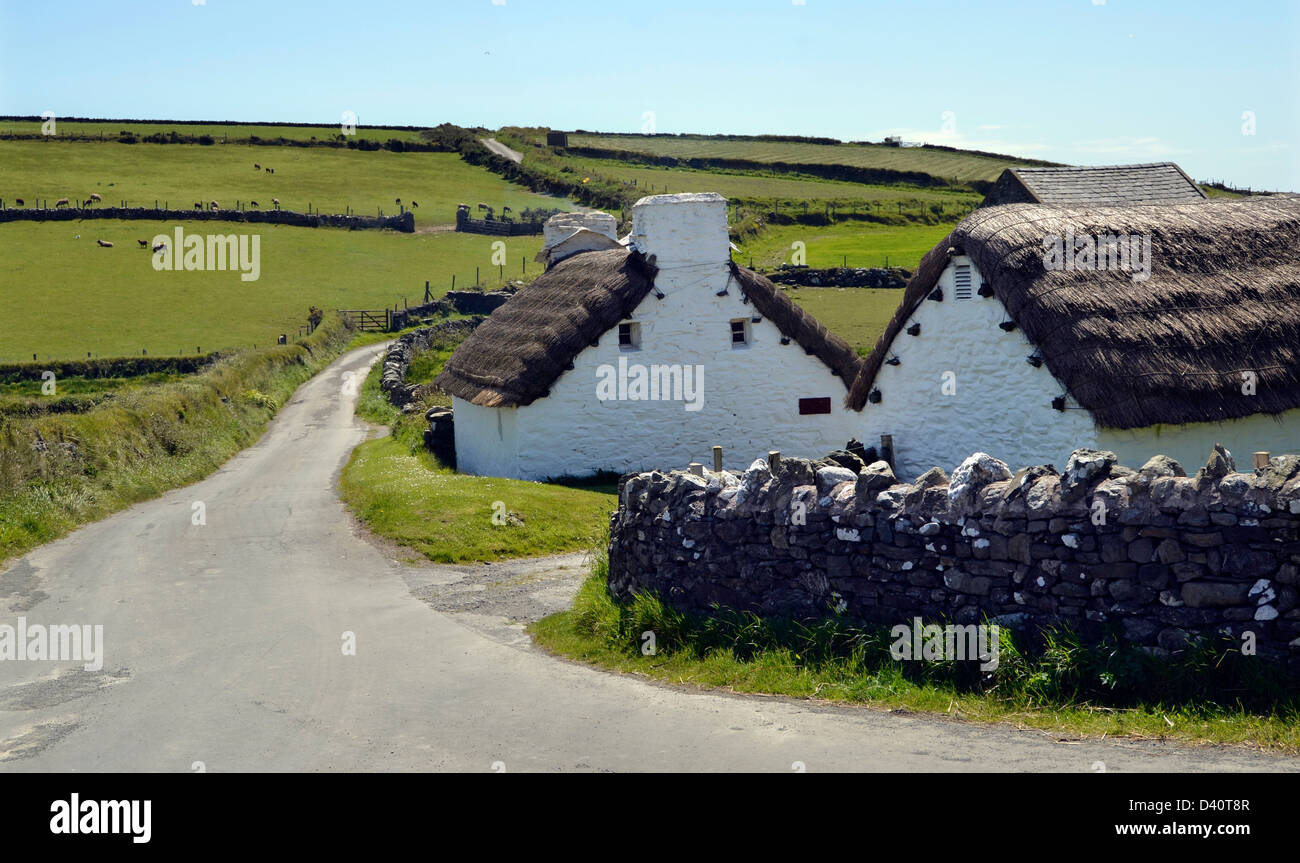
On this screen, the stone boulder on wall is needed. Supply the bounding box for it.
[1061,448,1118,500]
[948,452,1012,514]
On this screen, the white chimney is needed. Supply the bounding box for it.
[630,193,729,269]
[542,211,617,249]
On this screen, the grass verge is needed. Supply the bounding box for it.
[0,314,356,565]
[338,339,617,563]
[532,547,1300,752]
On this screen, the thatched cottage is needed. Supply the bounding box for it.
[847,194,1300,479]
[436,193,864,481]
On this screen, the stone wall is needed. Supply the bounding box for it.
[378,317,485,407]
[766,266,910,289]
[0,206,413,232]
[387,289,514,331]
[609,446,1300,675]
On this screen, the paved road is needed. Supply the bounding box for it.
[481,138,523,163]
[1,344,1295,772]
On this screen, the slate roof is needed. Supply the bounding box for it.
[981,163,1207,207]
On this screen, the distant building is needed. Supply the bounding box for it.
[545,130,569,147]
[980,162,1207,207]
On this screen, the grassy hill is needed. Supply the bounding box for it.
[566,133,1050,184]
[555,153,981,210]
[1,139,568,227]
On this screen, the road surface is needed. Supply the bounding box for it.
[1,344,1295,772]
[481,138,523,163]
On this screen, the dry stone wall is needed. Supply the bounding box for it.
[609,446,1300,675]
[0,206,413,232]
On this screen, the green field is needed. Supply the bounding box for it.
[567,133,1043,184]
[0,221,545,360]
[558,154,981,210]
[0,139,569,227]
[738,219,953,271]
[784,287,901,355]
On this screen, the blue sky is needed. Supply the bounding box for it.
[2,0,1296,190]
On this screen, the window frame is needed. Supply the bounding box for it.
[618,321,641,351]
[729,318,750,348]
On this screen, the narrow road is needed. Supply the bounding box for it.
[1,344,1294,772]
[481,137,523,163]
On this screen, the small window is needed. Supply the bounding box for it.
[618,321,640,350]
[953,264,973,299]
[730,319,749,347]
[799,397,832,415]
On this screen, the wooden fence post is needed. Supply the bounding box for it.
[880,434,895,472]
[712,446,723,472]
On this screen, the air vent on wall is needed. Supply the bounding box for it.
[954,264,973,299]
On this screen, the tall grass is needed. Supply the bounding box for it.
[0,314,356,563]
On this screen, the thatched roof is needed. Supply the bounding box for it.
[436,249,657,407]
[982,163,1207,207]
[436,249,862,408]
[847,195,1300,429]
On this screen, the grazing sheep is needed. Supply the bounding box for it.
[138,239,148,247]
[210,200,219,211]
[152,241,167,253]
[411,200,418,208]
[55,197,70,208]
[254,163,261,170]
[272,198,280,209]
[249,200,259,208]
[15,198,23,206]
[82,199,93,207]
[395,198,401,205]
[89,193,101,202]
[194,202,202,210]
[96,239,113,247]
[265,167,273,174]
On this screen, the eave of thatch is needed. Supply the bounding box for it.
[435,248,658,408]
[848,195,1300,430]
[730,263,864,390]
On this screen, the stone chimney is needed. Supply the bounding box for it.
[542,211,617,249]
[629,193,729,269]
